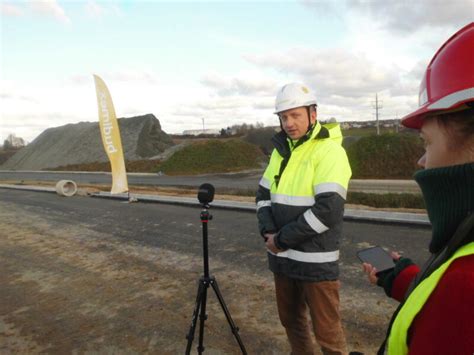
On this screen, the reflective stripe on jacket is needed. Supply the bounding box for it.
[256,121,352,281]
[387,242,474,354]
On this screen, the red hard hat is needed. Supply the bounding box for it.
[402,22,474,129]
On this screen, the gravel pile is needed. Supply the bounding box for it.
[2,114,173,170]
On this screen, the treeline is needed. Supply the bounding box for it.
[170,122,274,140]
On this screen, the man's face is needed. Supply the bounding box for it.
[279,107,316,140]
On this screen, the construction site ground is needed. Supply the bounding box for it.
[0,186,431,354]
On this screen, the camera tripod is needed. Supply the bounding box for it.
[185,205,247,354]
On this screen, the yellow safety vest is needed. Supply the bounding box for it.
[387,242,474,354]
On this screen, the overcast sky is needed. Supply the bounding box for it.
[1,0,473,143]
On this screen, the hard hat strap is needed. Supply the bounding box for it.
[306,106,312,132]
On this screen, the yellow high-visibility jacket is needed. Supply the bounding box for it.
[256,121,352,281]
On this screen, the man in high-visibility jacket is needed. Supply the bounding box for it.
[256,83,351,355]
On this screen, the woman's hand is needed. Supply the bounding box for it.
[390,251,401,260]
[362,251,401,285]
[362,263,379,284]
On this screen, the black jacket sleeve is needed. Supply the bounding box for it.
[276,192,345,249]
[256,184,277,237]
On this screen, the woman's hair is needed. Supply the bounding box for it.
[437,107,474,150]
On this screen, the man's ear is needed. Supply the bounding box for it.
[311,109,317,124]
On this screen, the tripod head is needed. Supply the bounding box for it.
[198,183,214,209]
[197,183,215,278]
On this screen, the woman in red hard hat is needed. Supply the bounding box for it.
[362,23,474,354]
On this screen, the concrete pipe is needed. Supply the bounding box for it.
[55,180,78,197]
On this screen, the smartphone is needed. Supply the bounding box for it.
[357,246,395,274]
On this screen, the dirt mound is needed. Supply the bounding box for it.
[1,114,173,170]
[0,148,20,166]
[160,139,265,175]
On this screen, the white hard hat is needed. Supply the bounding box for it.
[274,83,317,114]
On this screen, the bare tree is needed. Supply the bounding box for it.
[3,133,26,150]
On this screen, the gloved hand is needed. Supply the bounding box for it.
[376,257,416,297]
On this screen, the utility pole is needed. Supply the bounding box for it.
[395,112,399,133]
[372,93,383,136]
[202,117,205,134]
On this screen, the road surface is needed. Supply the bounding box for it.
[0,170,421,194]
[0,170,261,191]
[0,189,431,354]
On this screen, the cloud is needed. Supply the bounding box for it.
[0,112,88,144]
[1,2,23,16]
[185,45,418,128]
[85,0,105,18]
[1,1,73,24]
[0,79,97,143]
[105,70,160,84]
[239,41,425,122]
[28,0,71,25]
[350,0,473,33]
[200,71,277,97]
[246,47,400,99]
[195,97,249,111]
[252,98,273,110]
[84,0,123,19]
[173,97,247,118]
[169,92,275,131]
[66,70,161,86]
[304,0,474,33]
[0,92,38,103]
[166,71,279,130]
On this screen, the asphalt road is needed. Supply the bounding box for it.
[0,171,261,192]
[0,189,431,287]
[0,170,421,195]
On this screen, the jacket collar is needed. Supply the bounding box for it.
[271,121,328,157]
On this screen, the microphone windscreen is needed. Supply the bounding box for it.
[197,183,215,204]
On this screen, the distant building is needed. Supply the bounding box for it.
[181,129,221,136]
[339,119,403,130]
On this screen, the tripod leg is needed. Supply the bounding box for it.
[210,279,247,355]
[185,279,205,355]
[197,279,209,354]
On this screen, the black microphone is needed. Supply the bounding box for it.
[197,183,215,205]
